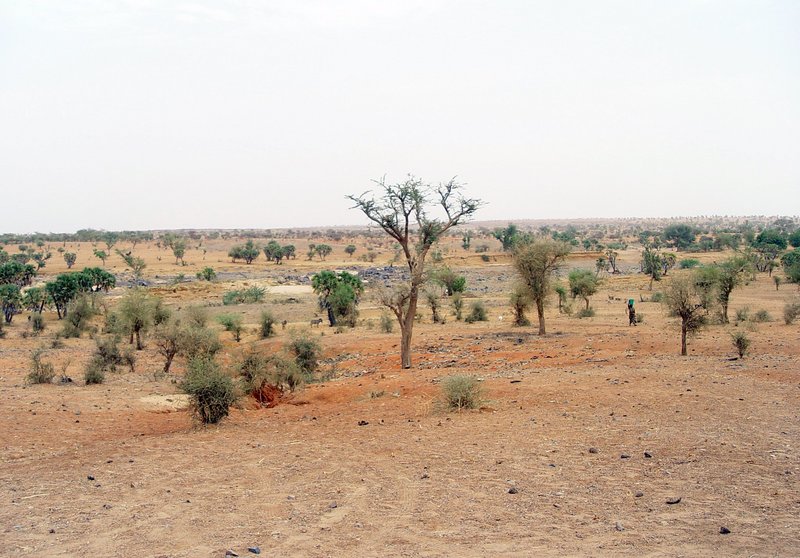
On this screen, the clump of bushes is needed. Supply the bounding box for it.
[751,309,772,323]
[196,267,216,281]
[238,350,304,404]
[180,357,238,424]
[784,301,800,325]
[441,375,483,410]
[259,310,276,339]
[62,295,95,338]
[731,331,751,358]
[650,292,664,303]
[735,307,750,323]
[217,313,244,342]
[222,286,265,305]
[679,258,700,269]
[465,301,488,323]
[451,293,463,321]
[30,312,45,335]
[287,331,322,376]
[379,312,394,333]
[576,307,596,318]
[27,348,55,384]
[84,360,106,385]
[83,336,136,384]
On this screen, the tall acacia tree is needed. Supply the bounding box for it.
[348,176,482,369]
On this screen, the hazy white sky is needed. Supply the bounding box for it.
[1,0,798,233]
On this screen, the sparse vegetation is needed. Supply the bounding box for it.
[196,267,216,281]
[379,312,394,333]
[513,238,571,335]
[441,375,483,410]
[731,331,751,358]
[287,331,322,376]
[465,301,488,323]
[181,357,238,424]
[217,313,244,342]
[576,307,595,318]
[784,301,800,325]
[259,310,277,338]
[752,309,772,323]
[27,348,55,384]
[222,286,266,305]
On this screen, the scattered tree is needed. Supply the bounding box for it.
[63,252,77,269]
[0,284,22,323]
[663,274,708,356]
[314,244,332,261]
[93,248,108,267]
[513,238,571,335]
[568,269,599,311]
[264,241,285,264]
[229,240,260,264]
[348,176,481,368]
[311,270,364,327]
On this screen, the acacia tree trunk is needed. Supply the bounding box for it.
[326,305,336,327]
[681,322,688,356]
[135,329,143,350]
[400,289,419,369]
[536,298,546,335]
[163,351,176,373]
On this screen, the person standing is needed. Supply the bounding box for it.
[627,299,637,326]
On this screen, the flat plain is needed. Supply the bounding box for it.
[1,231,799,557]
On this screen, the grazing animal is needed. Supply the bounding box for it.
[310,318,323,327]
[281,320,288,330]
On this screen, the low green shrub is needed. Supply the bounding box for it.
[84,360,106,385]
[288,332,322,375]
[27,348,55,384]
[379,313,394,333]
[259,310,276,339]
[217,313,244,342]
[650,292,664,303]
[181,357,238,424]
[731,331,751,358]
[441,375,483,410]
[222,286,265,305]
[465,301,488,323]
[735,307,750,323]
[576,307,596,318]
[30,312,45,334]
[752,309,772,323]
[196,267,216,281]
[784,302,800,325]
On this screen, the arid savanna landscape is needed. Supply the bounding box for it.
[2,218,799,557]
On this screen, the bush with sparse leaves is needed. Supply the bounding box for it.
[181,357,238,424]
[464,301,488,323]
[217,313,244,342]
[222,286,265,305]
[731,331,751,358]
[784,302,800,325]
[287,331,322,375]
[27,348,55,384]
[441,375,483,410]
